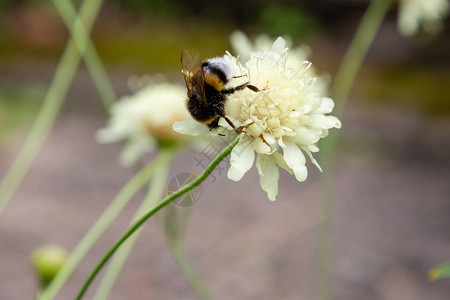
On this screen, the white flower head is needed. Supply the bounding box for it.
[230,30,329,95]
[230,31,304,62]
[174,37,341,201]
[97,80,189,166]
[398,0,450,36]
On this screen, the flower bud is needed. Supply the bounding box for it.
[31,244,68,287]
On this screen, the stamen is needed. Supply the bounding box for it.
[291,61,311,81]
[305,77,317,91]
[296,62,312,82]
[259,133,272,149]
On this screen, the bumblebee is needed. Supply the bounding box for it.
[181,50,260,131]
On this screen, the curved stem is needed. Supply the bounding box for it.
[76,135,240,299]
[39,161,158,300]
[93,148,176,300]
[0,0,105,216]
[317,1,392,300]
[163,206,213,300]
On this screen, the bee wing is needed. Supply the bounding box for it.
[181,50,207,103]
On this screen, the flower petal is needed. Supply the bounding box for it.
[96,127,123,144]
[282,142,307,182]
[309,144,319,152]
[256,155,279,201]
[262,132,276,145]
[301,146,322,172]
[120,137,151,166]
[227,135,255,181]
[313,97,335,114]
[252,138,272,154]
[247,123,266,136]
[218,117,234,130]
[229,31,253,61]
[310,115,342,129]
[398,0,420,36]
[278,136,287,149]
[271,37,286,54]
[272,151,293,175]
[173,117,210,136]
[292,127,321,145]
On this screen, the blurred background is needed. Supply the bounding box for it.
[1,0,450,299]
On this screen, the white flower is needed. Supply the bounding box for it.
[398,0,449,36]
[230,31,309,63]
[230,30,329,95]
[97,81,189,166]
[174,37,341,201]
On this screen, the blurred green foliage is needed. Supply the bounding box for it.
[0,0,449,118]
[92,17,232,70]
[0,85,44,142]
[258,3,321,39]
[429,261,450,281]
[0,0,322,66]
[117,0,180,15]
[362,67,450,116]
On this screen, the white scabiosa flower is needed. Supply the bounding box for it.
[230,30,329,95]
[174,37,341,201]
[230,31,310,63]
[97,81,189,166]
[398,0,449,36]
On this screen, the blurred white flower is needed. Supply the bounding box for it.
[97,81,189,166]
[398,0,449,36]
[174,37,341,201]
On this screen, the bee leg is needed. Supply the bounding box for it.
[246,84,263,93]
[224,116,237,130]
[232,74,248,79]
[221,83,248,94]
[223,116,246,134]
[221,82,263,95]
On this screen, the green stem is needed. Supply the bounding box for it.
[331,0,393,115]
[0,0,104,216]
[93,148,176,300]
[96,148,211,300]
[76,135,240,300]
[39,161,158,300]
[317,1,392,300]
[52,0,116,110]
[163,207,212,300]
